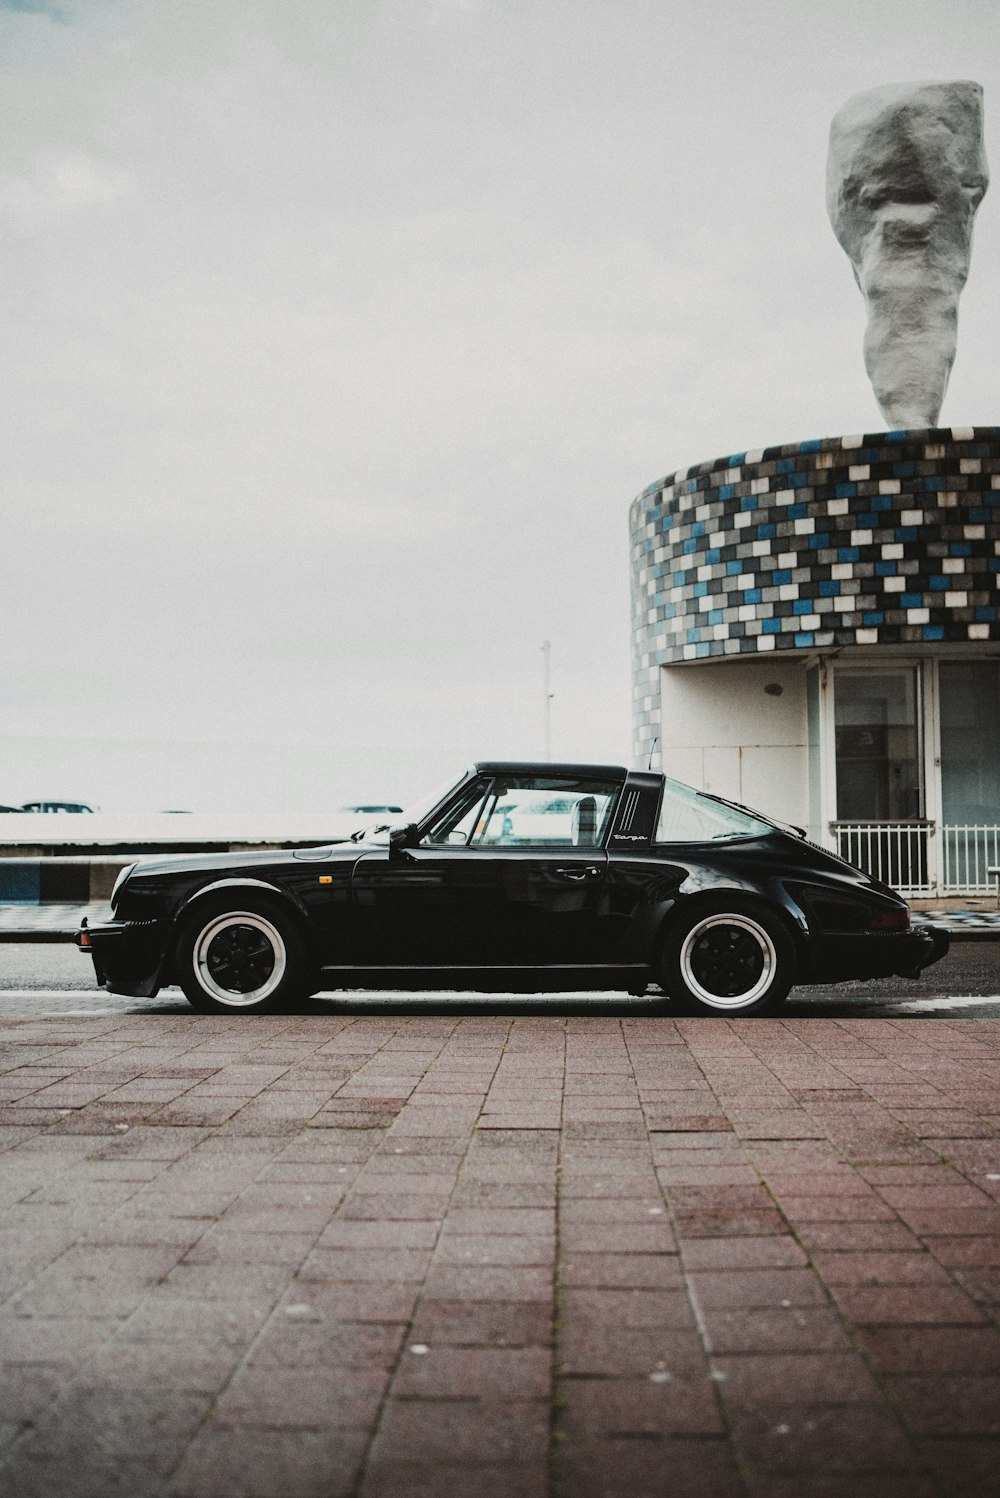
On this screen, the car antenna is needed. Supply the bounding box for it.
[647,738,658,771]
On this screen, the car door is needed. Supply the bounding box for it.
[349,773,623,970]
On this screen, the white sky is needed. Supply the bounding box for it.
[2,0,1000,811]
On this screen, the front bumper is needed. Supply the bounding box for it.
[806,926,950,983]
[76,917,167,998]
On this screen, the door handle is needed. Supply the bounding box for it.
[555,866,600,881]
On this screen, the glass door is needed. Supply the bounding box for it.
[833,667,928,890]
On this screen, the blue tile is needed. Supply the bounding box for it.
[929,575,949,590]
[706,548,721,563]
[708,609,724,625]
[686,628,702,643]
[793,598,814,616]
[922,625,945,641]
[863,611,885,626]
[719,484,735,501]
[923,477,945,491]
[886,431,909,444]
[743,588,762,604]
[809,533,830,549]
[693,581,708,598]
[819,580,840,597]
[756,523,776,540]
[799,439,822,453]
[949,541,972,556]
[857,513,878,529]
[740,494,757,511]
[970,507,989,522]
[900,593,921,608]
[794,631,815,647]
[777,458,795,475]
[726,560,742,576]
[835,483,857,499]
[875,561,897,576]
[872,494,893,511]
[773,569,792,584]
[696,642,712,658]
[838,547,860,562]
[762,618,782,634]
[975,606,997,621]
[728,453,746,466]
[788,473,808,488]
[892,461,916,477]
[895,527,917,542]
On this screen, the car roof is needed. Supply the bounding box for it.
[472,761,629,779]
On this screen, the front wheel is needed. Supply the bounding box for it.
[660,900,795,1016]
[174,897,308,1014]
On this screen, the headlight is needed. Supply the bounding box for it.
[111,863,136,909]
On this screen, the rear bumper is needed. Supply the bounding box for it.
[806,926,949,983]
[76,918,167,998]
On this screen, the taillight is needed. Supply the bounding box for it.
[868,908,910,931]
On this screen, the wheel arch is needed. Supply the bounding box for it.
[168,878,317,975]
[653,885,809,972]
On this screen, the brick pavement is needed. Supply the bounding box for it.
[0,1012,998,1498]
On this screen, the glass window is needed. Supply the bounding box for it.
[426,775,620,848]
[834,670,922,820]
[939,661,1000,824]
[654,778,773,843]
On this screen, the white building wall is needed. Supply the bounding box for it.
[658,661,809,828]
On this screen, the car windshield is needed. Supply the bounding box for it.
[655,777,775,843]
[359,770,471,842]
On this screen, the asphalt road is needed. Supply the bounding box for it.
[1,939,999,1018]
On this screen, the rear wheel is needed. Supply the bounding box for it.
[661,900,795,1016]
[175,896,308,1014]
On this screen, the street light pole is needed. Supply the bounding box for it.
[541,640,552,759]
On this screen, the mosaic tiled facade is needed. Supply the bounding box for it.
[631,428,1000,762]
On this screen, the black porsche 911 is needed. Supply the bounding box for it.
[77,761,948,1017]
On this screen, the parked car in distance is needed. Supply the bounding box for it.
[77,761,948,1017]
[21,800,96,813]
[339,803,404,817]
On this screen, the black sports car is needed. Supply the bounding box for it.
[77,762,948,1017]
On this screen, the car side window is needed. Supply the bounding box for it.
[655,777,774,842]
[469,777,620,848]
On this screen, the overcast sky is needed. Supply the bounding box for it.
[2,0,1000,811]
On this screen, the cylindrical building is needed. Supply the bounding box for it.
[630,427,1000,899]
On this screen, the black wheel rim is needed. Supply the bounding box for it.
[206,924,276,993]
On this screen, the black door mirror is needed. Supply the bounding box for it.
[388,823,418,852]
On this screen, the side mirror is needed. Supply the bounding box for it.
[388,823,418,852]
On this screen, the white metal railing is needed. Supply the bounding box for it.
[941,825,1000,895]
[833,821,1000,896]
[833,822,931,895]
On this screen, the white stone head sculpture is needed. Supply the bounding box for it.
[827,80,989,429]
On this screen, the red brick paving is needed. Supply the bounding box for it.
[0,1013,997,1495]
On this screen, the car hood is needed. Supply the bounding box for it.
[128,841,363,881]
